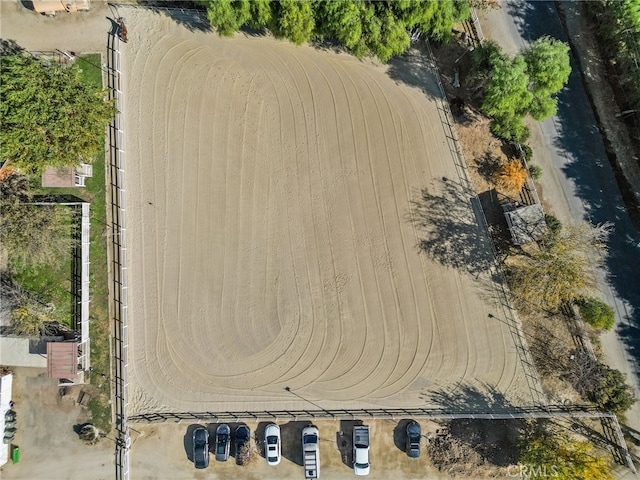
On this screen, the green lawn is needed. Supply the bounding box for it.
[12,239,73,327]
[77,53,113,433]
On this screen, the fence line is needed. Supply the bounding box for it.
[128,405,634,471]
[106,31,130,480]
[421,39,547,408]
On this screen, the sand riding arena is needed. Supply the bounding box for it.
[118,8,532,417]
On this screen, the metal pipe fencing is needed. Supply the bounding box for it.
[106,30,130,480]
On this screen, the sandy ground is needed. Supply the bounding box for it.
[0,0,114,52]
[119,7,531,416]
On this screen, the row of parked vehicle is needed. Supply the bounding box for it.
[192,420,422,478]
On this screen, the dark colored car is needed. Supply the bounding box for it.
[406,421,421,458]
[215,424,231,462]
[234,425,251,466]
[193,427,209,469]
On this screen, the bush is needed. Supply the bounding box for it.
[544,214,562,237]
[493,159,527,194]
[519,143,533,162]
[576,297,615,330]
[528,164,542,180]
[590,363,636,415]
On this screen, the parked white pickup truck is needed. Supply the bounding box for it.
[353,425,370,476]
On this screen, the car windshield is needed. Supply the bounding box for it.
[355,463,369,469]
[268,456,278,462]
[267,435,278,445]
[303,434,318,444]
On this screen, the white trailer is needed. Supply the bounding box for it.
[302,425,320,479]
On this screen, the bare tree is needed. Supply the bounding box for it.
[507,222,610,311]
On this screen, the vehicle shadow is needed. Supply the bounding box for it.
[255,421,271,459]
[336,419,363,469]
[281,420,312,466]
[183,423,205,463]
[393,419,413,454]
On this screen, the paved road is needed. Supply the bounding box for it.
[479,0,640,459]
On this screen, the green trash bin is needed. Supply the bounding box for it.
[12,445,19,463]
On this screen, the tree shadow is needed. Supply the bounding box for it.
[0,39,25,55]
[254,421,271,459]
[124,2,212,32]
[475,152,500,183]
[385,46,443,100]
[280,420,311,466]
[336,419,363,470]
[409,178,494,276]
[423,383,525,468]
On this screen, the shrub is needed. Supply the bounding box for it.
[519,143,533,162]
[528,164,542,180]
[576,297,615,330]
[590,364,636,415]
[493,159,527,194]
[544,214,562,237]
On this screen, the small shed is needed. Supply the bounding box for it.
[47,342,79,384]
[41,163,93,188]
[503,203,547,246]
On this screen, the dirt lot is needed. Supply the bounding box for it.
[0,368,112,480]
[119,7,532,416]
[129,419,454,480]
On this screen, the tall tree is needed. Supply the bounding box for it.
[507,223,609,311]
[199,0,469,62]
[0,54,114,174]
[474,37,570,142]
[523,36,571,120]
[199,0,251,36]
[0,172,75,269]
[481,51,533,142]
[273,0,315,45]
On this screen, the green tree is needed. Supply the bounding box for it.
[0,172,75,269]
[507,223,609,311]
[199,0,468,62]
[523,36,571,120]
[520,430,613,480]
[248,0,273,29]
[590,363,637,415]
[314,0,365,50]
[474,37,570,142]
[10,290,54,336]
[481,51,533,142]
[273,0,315,45]
[576,297,615,330]
[0,54,115,174]
[199,0,251,36]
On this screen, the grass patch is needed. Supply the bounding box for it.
[73,53,104,90]
[77,53,113,433]
[33,54,112,432]
[12,253,72,327]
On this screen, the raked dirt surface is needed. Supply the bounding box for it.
[120,7,531,416]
